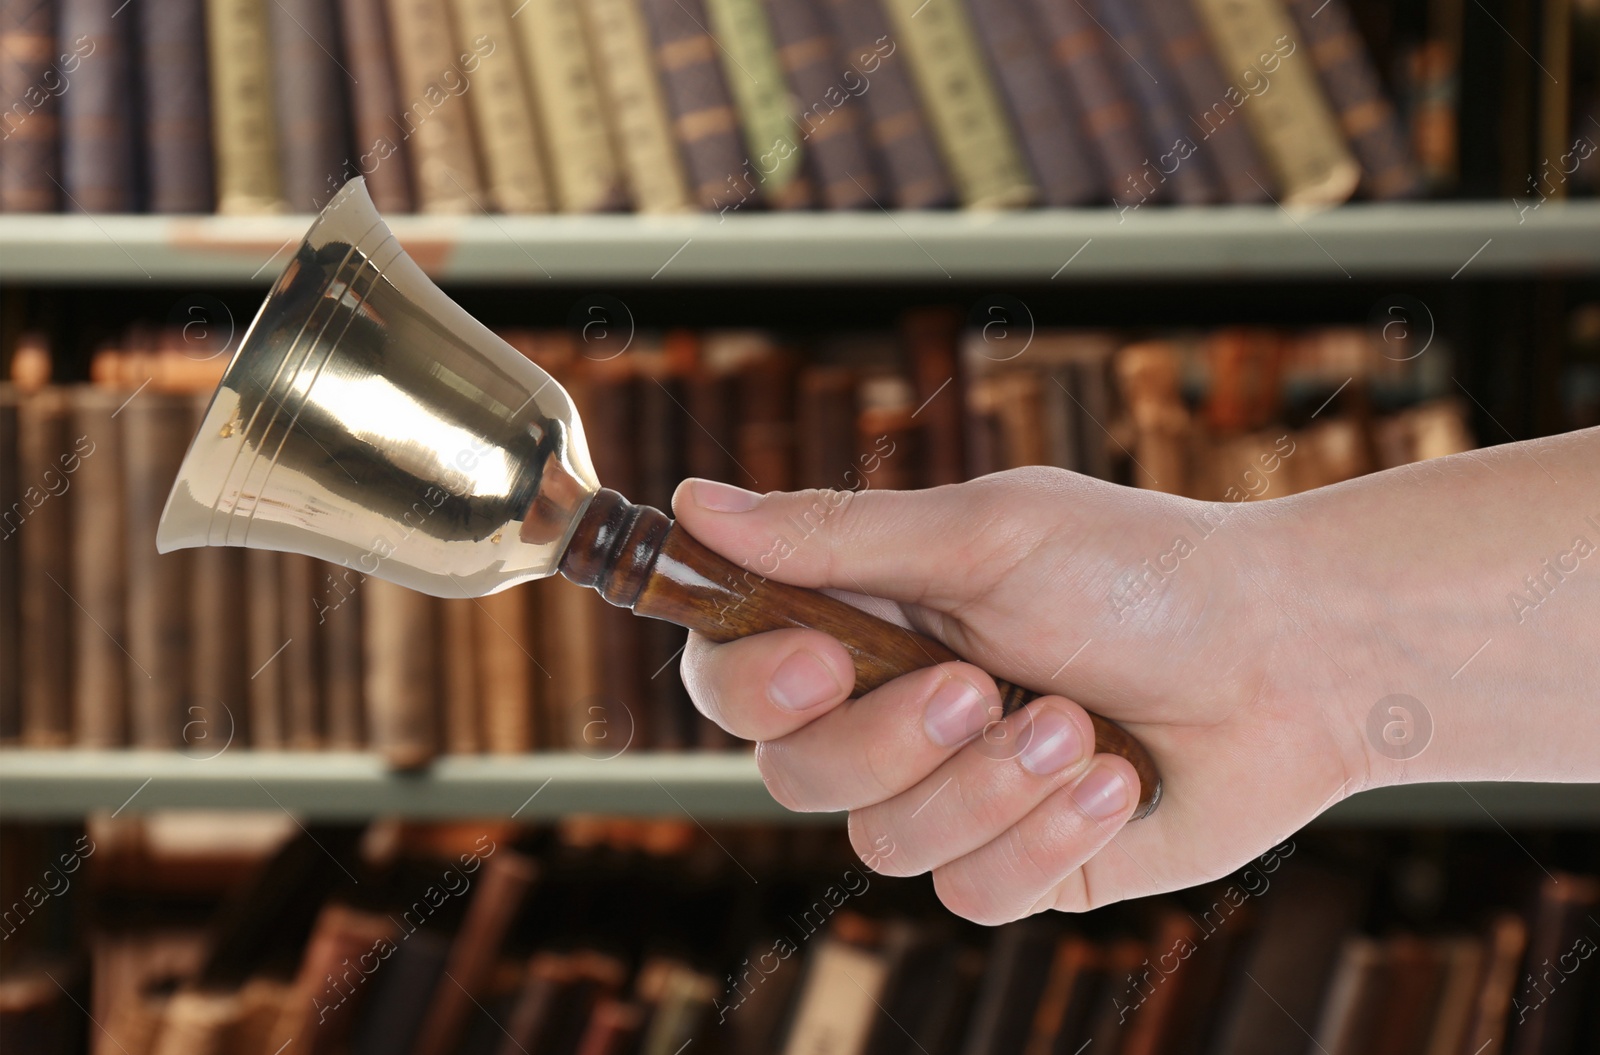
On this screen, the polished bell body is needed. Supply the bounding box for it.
[157,178,600,598]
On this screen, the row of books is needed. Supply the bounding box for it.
[0,314,1464,761]
[3,818,1598,1054]
[5,0,1468,217]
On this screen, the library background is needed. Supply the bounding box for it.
[1,0,1598,1051]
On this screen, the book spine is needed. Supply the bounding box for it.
[736,350,796,491]
[901,308,965,487]
[383,0,486,212]
[1190,0,1360,205]
[59,0,137,211]
[334,0,415,212]
[17,387,73,745]
[1019,0,1157,208]
[279,552,324,749]
[451,0,552,214]
[1283,0,1424,200]
[267,0,350,211]
[189,541,248,755]
[205,0,287,213]
[638,0,755,210]
[764,0,882,209]
[244,548,287,747]
[1133,0,1273,203]
[317,561,366,749]
[856,375,917,491]
[441,596,481,753]
[410,852,539,1055]
[636,364,693,749]
[1084,0,1224,205]
[123,391,194,748]
[516,0,627,212]
[476,587,537,752]
[703,0,809,206]
[0,0,62,211]
[66,387,125,747]
[138,0,215,213]
[580,0,695,213]
[362,575,438,768]
[880,0,1035,208]
[0,385,19,741]
[967,0,1103,206]
[796,365,858,489]
[818,0,954,208]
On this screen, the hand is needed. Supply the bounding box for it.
[672,425,1600,924]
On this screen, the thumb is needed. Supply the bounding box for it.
[668,477,1036,608]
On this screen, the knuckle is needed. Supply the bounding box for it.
[753,741,811,812]
[932,866,1022,927]
[847,809,917,878]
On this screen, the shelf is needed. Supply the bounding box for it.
[1,751,1597,825]
[2,203,1598,285]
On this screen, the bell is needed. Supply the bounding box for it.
[156,178,1162,816]
[157,177,599,599]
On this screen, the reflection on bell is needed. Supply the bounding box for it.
[156,177,600,599]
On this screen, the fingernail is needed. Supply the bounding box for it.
[923,678,987,748]
[1071,764,1130,821]
[768,650,842,711]
[1019,710,1084,775]
[692,479,763,512]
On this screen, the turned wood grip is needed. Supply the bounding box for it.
[558,490,1161,818]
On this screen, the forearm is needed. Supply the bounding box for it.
[1275,426,1600,789]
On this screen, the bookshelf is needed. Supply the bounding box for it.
[3,202,1599,285]
[2,750,1598,825]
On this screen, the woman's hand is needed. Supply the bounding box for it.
[671,426,1600,924]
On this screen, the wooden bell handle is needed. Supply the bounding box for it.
[558,489,1161,819]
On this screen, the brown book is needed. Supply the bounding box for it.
[515,0,625,213]
[638,0,756,210]
[60,0,137,211]
[734,340,796,492]
[1190,0,1361,205]
[1421,936,1484,1055]
[1115,340,1194,496]
[1464,913,1531,1055]
[960,919,1058,1055]
[573,998,646,1055]
[410,850,539,1055]
[16,386,72,745]
[335,0,414,213]
[1509,874,1600,1055]
[149,989,245,1055]
[1021,0,1157,208]
[499,951,626,1055]
[1206,865,1366,1055]
[1369,935,1447,1055]
[818,0,955,208]
[231,978,295,1055]
[636,348,694,749]
[476,588,538,753]
[384,0,486,212]
[188,532,247,759]
[280,552,324,749]
[536,577,601,751]
[0,384,19,741]
[1077,938,1146,1054]
[857,374,917,492]
[268,0,350,211]
[1284,0,1424,200]
[796,364,859,490]
[969,0,1104,206]
[362,576,438,768]
[138,0,215,213]
[317,561,365,749]
[454,0,553,214]
[123,388,197,748]
[266,905,397,1054]
[1119,911,1205,1055]
[0,0,63,212]
[764,0,880,209]
[205,0,287,213]
[349,929,452,1055]
[725,937,804,1055]
[901,308,964,487]
[1024,936,1101,1055]
[641,961,721,1055]
[964,372,1003,481]
[991,369,1049,470]
[244,550,287,748]
[1309,934,1391,1054]
[781,924,890,1055]
[65,386,125,747]
[92,928,210,1055]
[1133,0,1274,202]
[440,597,481,754]
[580,0,695,213]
